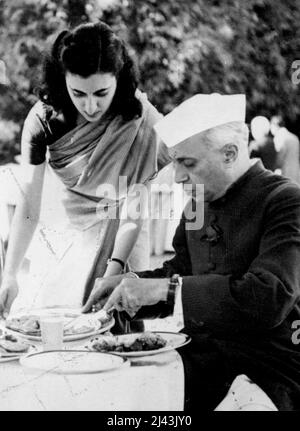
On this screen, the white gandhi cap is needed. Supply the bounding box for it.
[154,93,246,148]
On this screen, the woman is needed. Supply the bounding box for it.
[0,21,169,332]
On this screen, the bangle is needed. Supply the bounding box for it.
[107,258,125,269]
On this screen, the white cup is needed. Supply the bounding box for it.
[40,314,64,351]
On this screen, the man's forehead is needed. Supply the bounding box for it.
[169,133,206,159]
[169,148,194,160]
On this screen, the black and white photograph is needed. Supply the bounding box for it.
[0,0,300,417]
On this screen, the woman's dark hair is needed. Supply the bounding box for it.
[37,21,142,124]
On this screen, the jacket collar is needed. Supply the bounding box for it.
[210,159,265,206]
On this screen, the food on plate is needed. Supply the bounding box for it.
[0,333,31,356]
[6,315,40,334]
[64,322,94,335]
[5,313,108,337]
[90,331,167,353]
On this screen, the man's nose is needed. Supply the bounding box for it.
[174,165,188,184]
[84,97,98,115]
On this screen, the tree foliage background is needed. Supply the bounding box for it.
[0,0,299,163]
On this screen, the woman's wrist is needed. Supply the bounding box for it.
[104,260,124,276]
[107,257,125,270]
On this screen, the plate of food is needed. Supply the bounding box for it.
[20,350,128,374]
[0,329,36,363]
[5,308,115,342]
[86,331,191,357]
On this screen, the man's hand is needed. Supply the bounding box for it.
[0,276,19,318]
[103,278,169,316]
[82,274,126,313]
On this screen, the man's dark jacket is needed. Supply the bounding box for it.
[137,161,300,410]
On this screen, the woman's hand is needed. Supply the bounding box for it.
[82,274,126,313]
[103,278,169,316]
[91,277,169,317]
[0,275,19,318]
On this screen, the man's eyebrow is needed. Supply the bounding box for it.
[174,157,196,163]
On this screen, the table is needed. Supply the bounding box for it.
[0,344,184,411]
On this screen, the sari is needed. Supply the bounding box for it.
[12,92,167,332]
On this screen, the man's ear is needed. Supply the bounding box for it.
[221,144,238,164]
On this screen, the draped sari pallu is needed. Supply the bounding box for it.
[12,92,162,332]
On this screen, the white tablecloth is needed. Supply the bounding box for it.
[0,348,184,411]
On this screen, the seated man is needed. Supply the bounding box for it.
[83,94,300,411]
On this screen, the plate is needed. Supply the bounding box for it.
[5,308,115,342]
[20,350,128,374]
[0,325,37,363]
[0,357,21,363]
[87,331,191,357]
[0,344,37,363]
